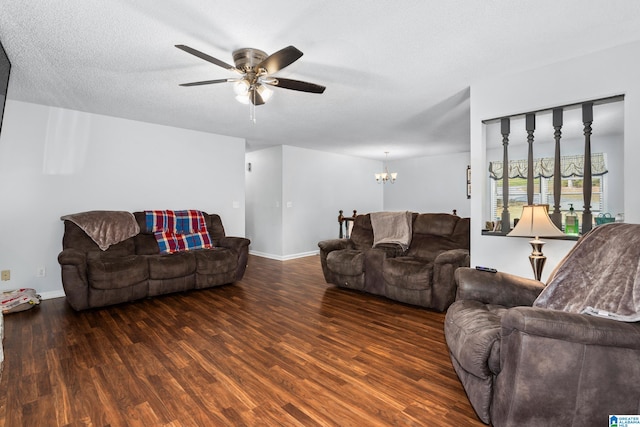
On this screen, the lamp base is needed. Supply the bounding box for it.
[528,238,546,281]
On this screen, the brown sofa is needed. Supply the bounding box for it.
[445,222,640,426]
[58,211,250,311]
[318,212,470,311]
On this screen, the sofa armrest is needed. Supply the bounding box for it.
[58,248,87,266]
[217,236,250,252]
[430,249,471,312]
[434,248,469,265]
[503,306,640,349]
[318,238,353,253]
[455,267,544,307]
[216,236,250,281]
[58,248,90,310]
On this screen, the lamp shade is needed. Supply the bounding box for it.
[507,205,565,238]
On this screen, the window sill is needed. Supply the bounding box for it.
[481,230,580,241]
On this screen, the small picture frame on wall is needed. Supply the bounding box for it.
[466,165,471,199]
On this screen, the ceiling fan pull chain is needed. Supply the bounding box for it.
[250,93,257,124]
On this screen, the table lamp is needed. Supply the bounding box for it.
[507,205,565,281]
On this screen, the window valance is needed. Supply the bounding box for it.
[488,153,608,180]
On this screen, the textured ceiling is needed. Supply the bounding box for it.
[1,1,639,160]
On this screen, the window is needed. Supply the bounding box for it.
[490,175,606,226]
[489,153,608,228]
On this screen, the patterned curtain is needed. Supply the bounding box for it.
[488,153,608,180]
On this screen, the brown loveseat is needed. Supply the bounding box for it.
[58,210,250,311]
[318,212,470,311]
[445,222,640,426]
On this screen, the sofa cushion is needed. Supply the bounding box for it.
[444,300,507,379]
[133,233,160,255]
[194,248,238,274]
[350,215,374,251]
[407,214,470,261]
[148,251,197,279]
[205,214,226,240]
[413,213,458,236]
[326,249,365,276]
[87,253,149,290]
[382,257,432,290]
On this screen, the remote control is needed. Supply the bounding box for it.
[475,266,497,273]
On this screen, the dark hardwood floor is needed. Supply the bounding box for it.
[0,255,483,426]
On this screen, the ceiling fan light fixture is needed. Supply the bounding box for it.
[235,93,250,104]
[176,44,325,114]
[233,79,250,96]
[256,84,273,102]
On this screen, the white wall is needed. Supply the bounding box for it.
[246,145,383,260]
[383,152,471,217]
[245,146,283,256]
[470,40,640,281]
[0,100,246,298]
[282,146,382,257]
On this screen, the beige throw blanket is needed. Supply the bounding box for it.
[61,211,140,251]
[534,222,640,322]
[370,211,413,251]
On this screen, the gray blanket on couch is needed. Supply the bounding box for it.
[61,210,140,251]
[370,211,413,251]
[534,222,640,322]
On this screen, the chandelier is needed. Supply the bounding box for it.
[375,152,397,184]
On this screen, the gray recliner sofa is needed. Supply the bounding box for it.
[318,212,470,311]
[58,210,250,311]
[445,222,640,426]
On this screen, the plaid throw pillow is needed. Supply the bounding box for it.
[147,210,213,254]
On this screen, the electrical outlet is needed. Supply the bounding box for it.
[1,270,10,281]
[36,266,46,277]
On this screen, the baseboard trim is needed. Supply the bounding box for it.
[39,290,66,300]
[249,250,319,261]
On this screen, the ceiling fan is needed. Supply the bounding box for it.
[175,44,326,106]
